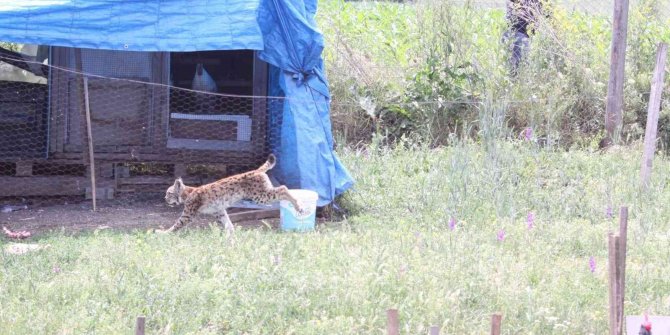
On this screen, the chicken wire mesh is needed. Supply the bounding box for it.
[0,47,284,212]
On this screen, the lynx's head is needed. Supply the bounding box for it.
[165,178,186,207]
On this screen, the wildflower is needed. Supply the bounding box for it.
[448,217,457,230]
[523,127,532,141]
[52,265,61,274]
[526,212,534,230]
[606,205,613,219]
[497,229,506,242]
[589,257,596,273]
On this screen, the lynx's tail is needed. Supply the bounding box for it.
[257,154,276,172]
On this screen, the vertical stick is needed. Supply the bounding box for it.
[83,76,97,211]
[604,0,630,142]
[608,233,622,335]
[617,207,628,335]
[429,325,440,335]
[640,43,668,188]
[135,316,145,335]
[387,309,399,335]
[491,313,502,335]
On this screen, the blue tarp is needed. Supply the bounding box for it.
[0,0,354,205]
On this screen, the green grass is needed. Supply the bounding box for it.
[3,142,670,334]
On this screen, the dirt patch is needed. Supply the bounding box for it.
[0,197,285,236]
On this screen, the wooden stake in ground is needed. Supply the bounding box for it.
[604,0,630,143]
[491,313,502,335]
[135,316,145,335]
[609,233,623,335]
[386,309,399,335]
[83,76,97,211]
[618,207,629,333]
[640,43,668,189]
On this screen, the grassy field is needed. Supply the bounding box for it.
[2,142,670,334]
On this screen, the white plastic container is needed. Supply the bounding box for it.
[280,189,318,232]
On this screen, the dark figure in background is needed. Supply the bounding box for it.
[503,0,545,76]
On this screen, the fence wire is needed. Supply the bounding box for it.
[0,49,286,212]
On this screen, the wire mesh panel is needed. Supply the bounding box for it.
[0,45,283,211]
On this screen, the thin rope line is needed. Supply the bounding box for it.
[2,54,659,108]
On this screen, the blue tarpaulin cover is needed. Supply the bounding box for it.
[0,0,353,205]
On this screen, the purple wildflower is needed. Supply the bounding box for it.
[448,217,457,230]
[606,205,613,219]
[589,257,596,273]
[526,212,535,230]
[497,229,506,242]
[523,127,532,141]
[52,265,61,274]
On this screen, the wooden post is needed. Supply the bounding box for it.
[83,76,97,211]
[429,325,440,335]
[135,316,146,335]
[608,233,623,335]
[640,43,668,188]
[618,207,628,335]
[604,0,630,143]
[387,309,399,335]
[491,313,502,335]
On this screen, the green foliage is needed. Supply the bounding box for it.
[320,0,670,148]
[0,42,20,52]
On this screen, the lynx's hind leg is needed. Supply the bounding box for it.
[260,185,307,215]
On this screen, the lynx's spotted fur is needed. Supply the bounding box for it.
[163,154,303,233]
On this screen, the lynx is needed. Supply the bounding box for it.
[163,154,304,233]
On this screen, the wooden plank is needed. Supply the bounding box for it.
[491,313,502,335]
[604,0,630,143]
[117,176,203,186]
[609,233,623,335]
[49,150,263,165]
[229,209,279,223]
[640,43,668,188]
[135,316,145,335]
[386,309,399,335]
[0,176,88,196]
[166,138,254,152]
[15,161,33,177]
[618,208,629,335]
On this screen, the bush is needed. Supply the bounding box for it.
[319,0,670,149]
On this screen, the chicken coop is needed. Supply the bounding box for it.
[0,45,277,198]
[0,1,353,206]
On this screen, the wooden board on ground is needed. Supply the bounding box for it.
[0,176,88,196]
[229,209,279,223]
[626,315,670,335]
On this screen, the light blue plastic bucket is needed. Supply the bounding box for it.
[280,189,318,232]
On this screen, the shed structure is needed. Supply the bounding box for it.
[0,0,353,206]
